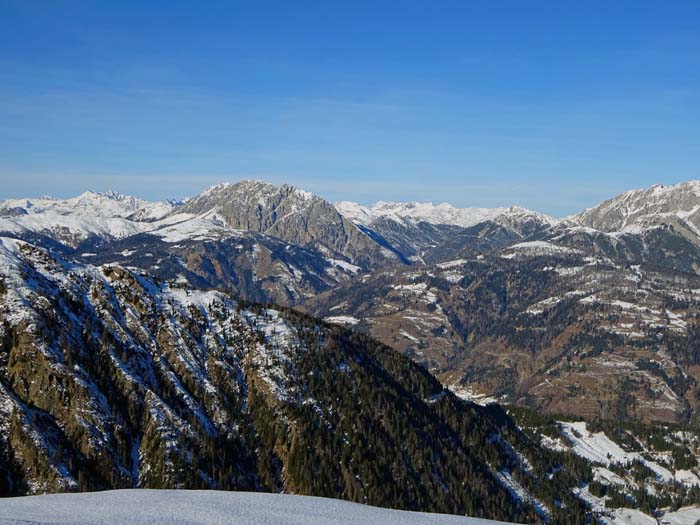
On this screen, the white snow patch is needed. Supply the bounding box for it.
[560,421,674,482]
[493,470,549,520]
[448,384,500,406]
[326,258,361,274]
[573,485,608,513]
[399,330,419,343]
[602,507,656,525]
[436,259,468,269]
[540,435,570,453]
[324,315,360,326]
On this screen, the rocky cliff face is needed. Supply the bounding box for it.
[178,181,400,269]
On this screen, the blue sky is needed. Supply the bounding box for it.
[1,1,698,215]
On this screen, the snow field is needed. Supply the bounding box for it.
[0,489,513,525]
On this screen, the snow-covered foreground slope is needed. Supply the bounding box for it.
[0,490,512,525]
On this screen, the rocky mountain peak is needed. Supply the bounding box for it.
[573,180,700,234]
[175,180,400,268]
[67,190,149,217]
[182,180,320,218]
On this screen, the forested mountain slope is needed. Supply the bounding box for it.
[0,236,592,523]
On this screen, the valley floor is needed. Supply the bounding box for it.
[0,489,511,525]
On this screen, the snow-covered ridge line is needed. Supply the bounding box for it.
[0,489,513,525]
[4,179,699,248]
[0,190,178,219]
[334,200,556,228]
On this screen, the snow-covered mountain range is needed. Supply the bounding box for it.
[5,180,700,243]
[335,200,513,228]
[7,178,699,269]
